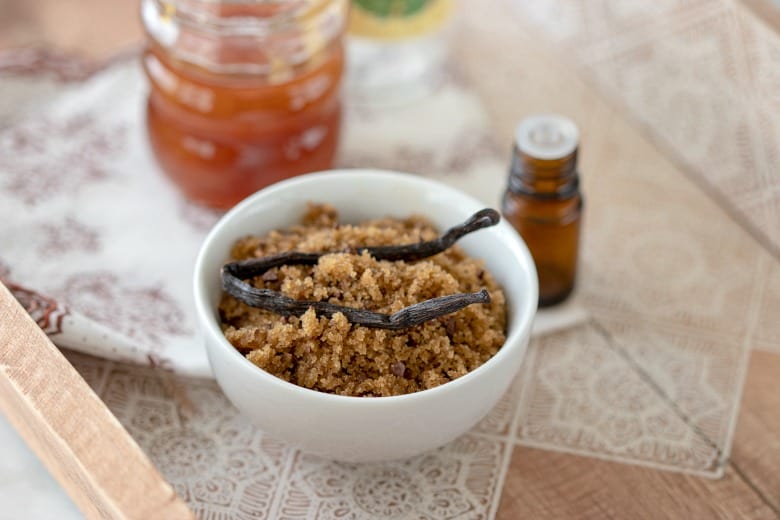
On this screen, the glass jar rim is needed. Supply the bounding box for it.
[149,0,334,35]
[142,0,347,76]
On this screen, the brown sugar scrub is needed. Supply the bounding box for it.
[218,204,507,397]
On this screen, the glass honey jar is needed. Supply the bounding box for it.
[142,0,348,208]
[501,114,583,307]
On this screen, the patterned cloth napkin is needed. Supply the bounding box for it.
[1,60,216,376]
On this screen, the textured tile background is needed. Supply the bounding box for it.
[513,0,780,259]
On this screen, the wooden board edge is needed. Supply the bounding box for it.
[0,282,193,520]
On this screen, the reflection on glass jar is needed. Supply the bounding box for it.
[142,0,348,208]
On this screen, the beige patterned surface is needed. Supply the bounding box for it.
[503,0,780,358]
[466,0,778,478]
[516,324,726,471]
[512,0,780,260]
[67,351,511,519]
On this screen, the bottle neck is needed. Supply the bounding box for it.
[507,148,580,200]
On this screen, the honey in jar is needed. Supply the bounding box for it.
[142,0,348,208]
[502,114,583,307]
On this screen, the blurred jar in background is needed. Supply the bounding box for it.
[346,0,454,106]
[142,0,347,208]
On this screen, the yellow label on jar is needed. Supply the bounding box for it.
[348,0,453,40]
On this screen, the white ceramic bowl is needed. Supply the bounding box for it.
[194,169,538,462]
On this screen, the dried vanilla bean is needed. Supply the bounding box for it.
[222,276,490,330]
[221,209,499,329]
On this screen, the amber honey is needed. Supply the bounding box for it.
[142,0,348,208]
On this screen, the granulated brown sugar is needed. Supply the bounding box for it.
[219,204,507,397]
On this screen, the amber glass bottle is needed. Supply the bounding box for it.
[502,115,583,307]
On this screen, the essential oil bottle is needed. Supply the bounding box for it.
[501,114,583,307]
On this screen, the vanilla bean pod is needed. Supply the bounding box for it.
[221,209,499,329]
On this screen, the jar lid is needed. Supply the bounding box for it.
[514,114,579,160]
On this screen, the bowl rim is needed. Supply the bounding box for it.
[194,169,538,405]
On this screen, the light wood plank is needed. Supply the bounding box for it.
[498,446,777,519]
[731,350,780,511]
[740,0,780,35]
[496,351,780,518]
[0,282,193,520]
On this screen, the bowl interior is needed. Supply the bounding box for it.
[194,169,538,399]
